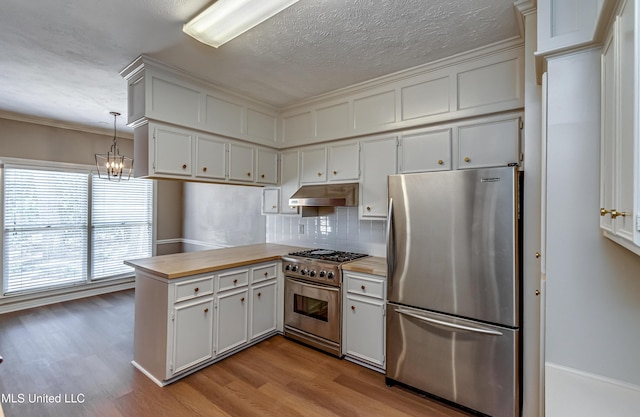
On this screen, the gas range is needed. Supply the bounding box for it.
[281,249,369,287]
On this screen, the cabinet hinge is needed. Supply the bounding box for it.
[170,310,175,322]
[169,361,173,372]
[214,299,219,309]
[519,119,524,130]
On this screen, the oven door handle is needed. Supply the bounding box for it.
[286,278,339,292]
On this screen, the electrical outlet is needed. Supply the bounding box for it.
[299,224,304,234]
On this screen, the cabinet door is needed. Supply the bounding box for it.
[153,125,193,177]
[172,297,214,375]
[216,288,249,356]
[328,142,360,181]
[457,115,521,169]
[279,150,299,214]
[195,135,227,180]
[400,128,452,173]
[250,280,277,340]
[600,28,616,234]
[345,295,385,368]
[256,148,278,184]
[228,143,255,182]
[300,147,327,183]
[262,188,279,214]
[360,136,398,218]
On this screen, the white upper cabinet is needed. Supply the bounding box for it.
[228,143,255,183]
[600,0,640,255]
[360,135,398,219]
[456,114,522,169]
[300,147,328,183]
[279,150,300,215]
[399,127,452,173]
[149,123,193,178]
[256,148,278,185]
[328,142,360,182]
[195,135,227,180]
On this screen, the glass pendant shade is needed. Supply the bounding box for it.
[95,112,133,181]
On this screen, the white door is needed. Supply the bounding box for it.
[153,125,193,177]
[172,297,214,375]
[360,136,398,218]
[250,280,277,340]
[256,148,278,184]
[228,143,255,182]
[195,135,227,180]
[216,288,249,355]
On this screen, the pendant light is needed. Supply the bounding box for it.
[95,112,133,181]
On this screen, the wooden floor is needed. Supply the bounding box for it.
[0,290,473,417]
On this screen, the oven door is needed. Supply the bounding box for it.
[284,277,340,343]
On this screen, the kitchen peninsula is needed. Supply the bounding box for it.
[124,243,306,386]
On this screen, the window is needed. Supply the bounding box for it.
[2,163,153,295]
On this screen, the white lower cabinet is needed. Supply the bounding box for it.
[172,296,214,375]
[216,287,249,356]
[343,271,386,371]
[132,261,281,386]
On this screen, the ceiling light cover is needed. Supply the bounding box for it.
[95,112,133,181]
[183,0,300,48]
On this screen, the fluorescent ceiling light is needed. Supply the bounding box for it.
[183,0,300,48]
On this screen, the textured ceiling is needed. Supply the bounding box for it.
[0,0,521,133]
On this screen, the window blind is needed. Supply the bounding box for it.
[91,175,152,280]
[3,168,88,293]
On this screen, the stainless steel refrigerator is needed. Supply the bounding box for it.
[385,166,522,417]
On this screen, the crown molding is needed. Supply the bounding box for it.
[0,110,133,140]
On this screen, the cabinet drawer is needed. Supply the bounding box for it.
[218,269,249,292]
[346,274,385,299]
[251,263,278,284]
[174,276,214,303]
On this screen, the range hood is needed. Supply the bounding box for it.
[289,183,359,217]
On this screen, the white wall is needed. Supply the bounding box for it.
[182,182,266,250]
[544,48,640,414]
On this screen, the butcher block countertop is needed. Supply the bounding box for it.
[124,243,307,279]
[341,256,387,276]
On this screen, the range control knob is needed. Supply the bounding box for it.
[327,271,335,280]
[309,270,317,277]
[285,264,292,271]
[291,265,298,272]
[319,270,326,278]
[300,269,308,276]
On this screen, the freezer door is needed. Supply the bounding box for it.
[387,166,520,326]
[386,303,519,417]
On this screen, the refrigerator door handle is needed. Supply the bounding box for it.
[386,197,394,282]
[395,308,504,336]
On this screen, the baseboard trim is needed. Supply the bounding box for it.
[545,362,640,417]
[0,280,135,314]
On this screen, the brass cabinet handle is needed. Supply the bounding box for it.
[202,167,207,172]
[600,208,612,216]
[351,305,355,311]
[247,172,251,177]
[611,210,628,219]
[182,164,187,169]
[438,160,443,165]
[535,252,541,259]
[271,205,276,209]
[361,285,366,290]
[240,297,245,302]
[257,292,262,297]
[366,206,371,211]
[464,157,471,163]
[264,272,268,276]
[535,290,540,296]
[261,174,265,178]
[194,287,199,292]
[233,279,238,284]
[204,308,209,313]
[333,170,337,175]
[317,172,322,177]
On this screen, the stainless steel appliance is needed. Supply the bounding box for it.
[282,249,368,356]
[386,166,522,417]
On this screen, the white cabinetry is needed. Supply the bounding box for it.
[360,136,398,219]
[279,150,299,214]
[261,188,279,214]
[300,142,360,184]
[152,124,193,177]
[456,114,522,169]
[131,261,281,386]
[195,135,227,180]
[343,271,386,371]
[256,148,278,184]
[400,127,452,173]
[300,147,328,183]
[228,143,255,183]
[600,0,640,255]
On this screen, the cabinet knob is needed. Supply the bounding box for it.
[247,172,251,177]
[351,305,355,311]
[264,272,269,277]
[261,174,265,178]
[535,252,541,259]
[204,307,209,313]
[182,164,187,169]
[257,292,262,297]
[361,285,366,290]
[233,279,238,284]
[333,170,337,175]
[438,160,443,165]
[240,297,245,302]
[194,287,199,292]
[202,167,207,172]
[611,210,628,219]
[600,208,612,216]
[366,206,371,211]
[535,290,541,296]
[271,205,277,209]
[317,172,322,177]
[464,157,471,163]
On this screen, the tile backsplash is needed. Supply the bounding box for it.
[266,207,387,257]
